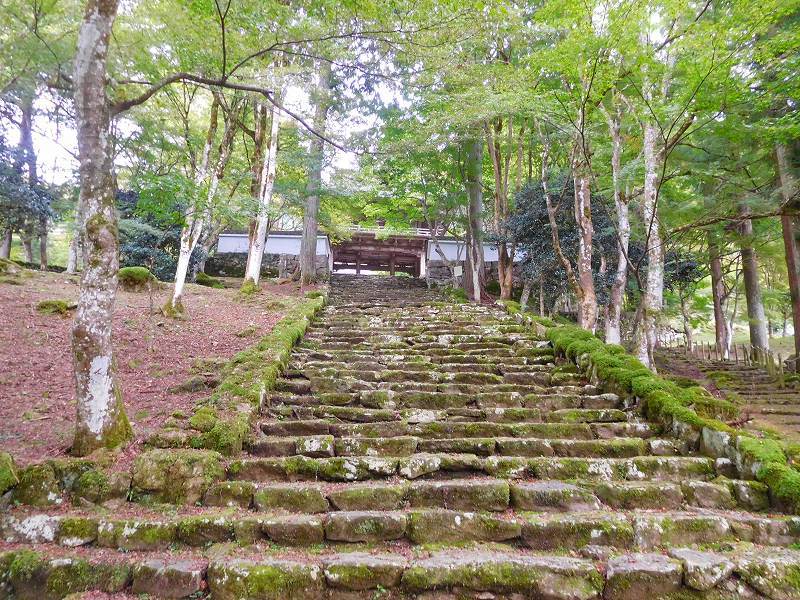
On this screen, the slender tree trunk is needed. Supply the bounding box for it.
[464,138,486,302]
[573,162,597,331]
[602,105,628,344]
[38,221,48,271]
[21,228,34,263]
[639,122,665,369]
[71,0,131,456]
[739,203,770,350]
[776,143,800,358]
[66,194,86,274]
[0,230,11,259]
[680,292,693,349]
[170,96,240,310]
[539,275,545,316]
[244,94,281,286]
[708,231,729,357]
[300,61,331,286]
[520,279,532,311]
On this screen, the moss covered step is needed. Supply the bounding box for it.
[5,544,800,600]
[226,454,717,482]
[485,455,717,481]
[5,508,800,553]
[245,435,658,459]
[259,420,600,439]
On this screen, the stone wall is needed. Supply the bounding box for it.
[426,259,525,286]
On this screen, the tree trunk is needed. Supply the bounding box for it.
[0,230,11,259]
[740,203,769,350]
[244,95,281,286]
[776,143,800,358]
[602,105,628,344]
[639,122,665,370]
[573,164,597,331]
[21,228,34,263]
[463,137,487,302]
[170,95,240,310]
[38,220,48,271]
[680,293,693,349]
[71,0,131,456]
[539,275,545,316]
[708,231,730,357]
[66,194,86,274]
[520,279,532,311]
[300,61,331,286]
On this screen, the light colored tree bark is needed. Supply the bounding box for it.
[300,61,332,286]
[71,0,131,456]
[600,101,628,344]
[244,93,281,286]
[638,121,665,369]
[169,95,239,311]
[573,160,597,332]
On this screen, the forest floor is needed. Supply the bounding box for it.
[0,268,309,465]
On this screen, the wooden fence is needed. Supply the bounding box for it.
[662,338,793,385]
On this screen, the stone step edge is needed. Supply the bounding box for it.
[224,454,718,482]
[4,508,798,551]
[2,545,798,599]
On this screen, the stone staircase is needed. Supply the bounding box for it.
[658,347,800,439]
[2,274,800,599]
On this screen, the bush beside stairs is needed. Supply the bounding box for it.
[2,275,800,599]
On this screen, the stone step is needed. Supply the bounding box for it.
[202,477,770,513]
[227,454,717,482]
[5,544,798,600]
[266,389,618,411]
[264,404,629,424]
[258,419,613,439]
[4,507,797,552]
[246,434,656,459]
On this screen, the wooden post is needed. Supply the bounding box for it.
[779,353,785,388]
[733,344,739,364]
[355,254,361,275]
[389,255,396,277]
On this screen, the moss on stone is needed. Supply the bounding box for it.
[188,405,218,432]
[239,278,260,296]
[118,266,157,291]
[36,299,75,316]
[0,451,19,494]
[57,517,98,546]
[8,550,42,582]
[72,469,111,504]
[196,271,225,288]
[13,462,61,506]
